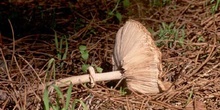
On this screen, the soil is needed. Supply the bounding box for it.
[0,0,219,109]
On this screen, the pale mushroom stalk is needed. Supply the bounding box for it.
[47,67,123,88]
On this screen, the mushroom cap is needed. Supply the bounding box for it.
[112,19,162,93]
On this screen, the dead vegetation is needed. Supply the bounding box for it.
[0,0,220,109]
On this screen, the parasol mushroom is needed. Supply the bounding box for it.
[43,19,165,94]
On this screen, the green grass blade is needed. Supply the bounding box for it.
[54,31,59,50]
[53,85,64,102]
[72,99,88,110]
[64,83,73,110]
[186,86,194,106]
[52,60,56,80]
[71,101,76,110]
[43,88,50,110]
[54,31,61,59]
[47,58,55,69]
[52,105,59,110]
[46,58,55,78]
[59,37,63,59]
[62,37,68,60]
[55,97,61,110]
[79,100,88,110]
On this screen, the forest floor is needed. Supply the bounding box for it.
[0,0,220,109]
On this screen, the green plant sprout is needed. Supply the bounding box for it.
[72,99,88,110]
[123,0,130,8]
[79,45,89,73]
[119,87,127,96]
[54,31,68,68]
[79,45,103,73]
[43,83,88,110]
[94,65,103,73]
[185,86,194,107]
[107,0,130,22]
[43,87,50,110]
[156,22,186,48]
[46,58,56,80]
[45,32,69,81]
[210,0,220,14]
[197,36,205,42]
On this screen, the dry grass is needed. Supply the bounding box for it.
[0,0,220,109]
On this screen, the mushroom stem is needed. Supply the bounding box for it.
[46,69,122,88]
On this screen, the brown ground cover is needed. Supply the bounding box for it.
[0,0,219,109]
